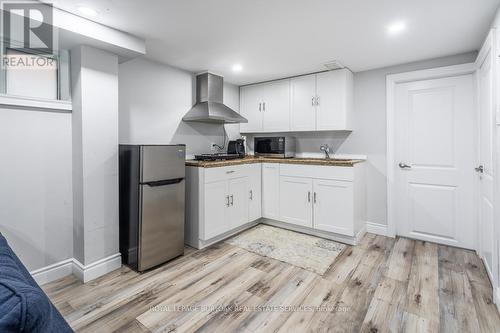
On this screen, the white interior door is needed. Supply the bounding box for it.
[477,32,497,284]
[394,74,475,249]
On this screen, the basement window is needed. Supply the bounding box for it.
[0,47,71,109]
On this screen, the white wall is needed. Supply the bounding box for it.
[72,45,119,266]
[119,58,240,155]
[0,45,120,276]
[0,108,73,271]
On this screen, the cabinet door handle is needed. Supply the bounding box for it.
[314,192,317,203]
[226,195,230,207]
[316,96,320,106]
[230,195,234,206]
[312,97,315,106]
[226,170,235,174]
[259,103,262,111]
[249,190,253,200]
[308,191,311,202]
[263,102,266,111]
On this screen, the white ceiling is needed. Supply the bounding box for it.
[47,0,499,85]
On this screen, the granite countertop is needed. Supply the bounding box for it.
[185,155,365,168]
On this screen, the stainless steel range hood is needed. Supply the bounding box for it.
[183,72,248,124]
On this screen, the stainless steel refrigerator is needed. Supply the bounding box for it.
[119,144,186,272]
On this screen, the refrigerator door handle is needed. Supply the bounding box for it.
[143,178,184,187]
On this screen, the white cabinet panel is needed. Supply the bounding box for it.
[262,80,291,132]
[240,69,352,133]
[248,164,262,222]
[228,177,249,229]
[205,164,248,183]
[279,176,313,228]
[291,74,316,131]
[203,180,229,240]
[240,84,264,132]
[316,69,352,130]
[313,179,354,236]
[262,163,280,219]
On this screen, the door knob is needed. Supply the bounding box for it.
[398,162,412,169]
[475,165,484,173]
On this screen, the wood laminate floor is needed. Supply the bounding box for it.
[43,233,500,332]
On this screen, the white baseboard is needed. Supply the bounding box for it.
[72,253,122,283]
[31,258,74,285]
[366,221,389,236]
[355,224,367,244]
[31,253,122,285]
[495,287,500,314]
[262,219,358,246]
[196,221,259,249]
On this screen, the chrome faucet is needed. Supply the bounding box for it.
[320,144,331,159]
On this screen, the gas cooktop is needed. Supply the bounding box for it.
[194,153,243,161]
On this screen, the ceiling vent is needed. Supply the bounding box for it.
[323,60,345,71]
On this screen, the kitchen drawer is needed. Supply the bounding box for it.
[279,163,354,181]
[204,164,249,183]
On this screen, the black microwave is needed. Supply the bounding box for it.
[254,136,296,158]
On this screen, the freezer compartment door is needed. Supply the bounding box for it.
[139,178,185,271]
[141,145,186,183]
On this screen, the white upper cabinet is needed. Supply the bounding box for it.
[316,69,353,130]
[240,69,353,133]
[262,79,291,132]
[240,80,290,133]
[240,84,264,132]
[291,74,317,131]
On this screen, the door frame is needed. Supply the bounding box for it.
[475,29,500,298]
[386,63,477,239]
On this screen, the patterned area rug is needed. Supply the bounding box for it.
[226,225,345,275]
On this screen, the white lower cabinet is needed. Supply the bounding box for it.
[186,164,262,248]
[313,179,354,236]
[248,164,262,222]
[204,180,229,240]
[279,176,313,227]
[202,174,250,241]
[186,161,365,249]
[277,176,355,234]
[203,177,249,240]
[228,177,249,229]
[275,164,364,238]
[262,163,280,219]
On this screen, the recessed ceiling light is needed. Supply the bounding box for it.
[77,6,98,17]
[387,21,406,35]
[232,64,243,72]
